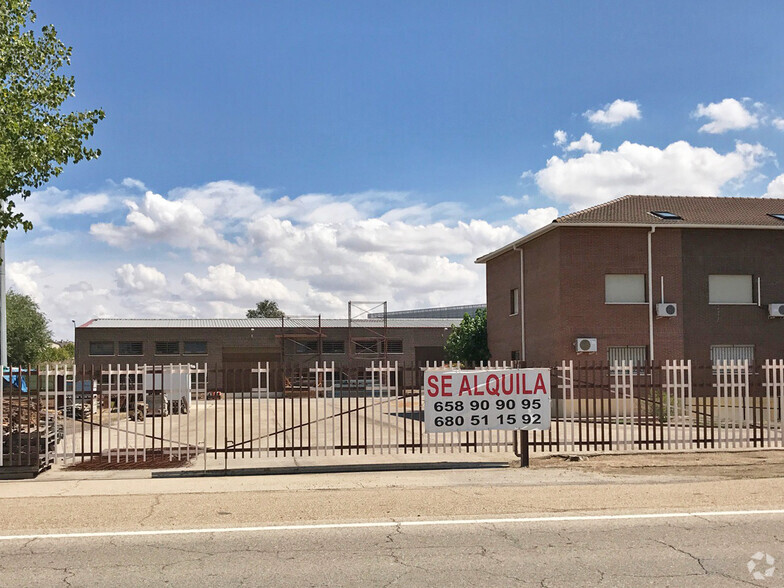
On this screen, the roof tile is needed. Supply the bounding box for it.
[556,195,784,226]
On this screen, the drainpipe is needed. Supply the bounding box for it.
[513,245,525,362]
[647,227,656,364]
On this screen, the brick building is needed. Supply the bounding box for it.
[75,317,455,370]
[477,195,784,367]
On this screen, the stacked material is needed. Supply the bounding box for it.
[1,398,45,433]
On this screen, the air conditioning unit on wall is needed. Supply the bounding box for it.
[656,303,677,317]
[575,338,597,353]
[769,303,784,318]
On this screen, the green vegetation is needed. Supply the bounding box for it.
[246,299,285,318]
[5,291,73,365]
[7,290,50,364]
[0,0,104,239]
[444,308,490,364]
[38,341,74,363]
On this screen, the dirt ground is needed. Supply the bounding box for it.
[534,448,784,480]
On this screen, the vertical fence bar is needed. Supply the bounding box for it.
[266,363,271,457]
[313,363,320,456]
[123,363,129,464]
[0,363,4,468]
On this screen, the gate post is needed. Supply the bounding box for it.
[520,430,530,468]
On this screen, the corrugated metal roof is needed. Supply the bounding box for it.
[79,318,459,329]
[368,304,485,319]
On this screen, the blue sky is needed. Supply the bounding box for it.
[10,2,784,338]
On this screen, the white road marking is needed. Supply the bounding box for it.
[0,509,783,542]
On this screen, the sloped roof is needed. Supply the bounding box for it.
[78,318,458,329]
[556,195,784,226]
[476,195,784,263]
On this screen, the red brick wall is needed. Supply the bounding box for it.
[485,249,522,361]
[650,228,685,361]
[681,229,784,363]
[556,227,651,364]
[522,229,561,366]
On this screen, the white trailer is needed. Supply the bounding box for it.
[143,367,191,413]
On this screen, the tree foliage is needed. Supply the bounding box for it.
[38,340,73,363]
[0,0,104,239]
[6,289,51,365]
[246,299,285,318]
[444,308,490,364]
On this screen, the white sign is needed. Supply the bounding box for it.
[423,368,551,433]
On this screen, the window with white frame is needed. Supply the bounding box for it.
[510,288,519,315]
[708,275,753,304]
[710,345,754,365]
[607,346,648,367]
[605,275,646,304]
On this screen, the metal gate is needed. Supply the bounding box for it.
[3,359,784,474]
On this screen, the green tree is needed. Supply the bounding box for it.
[6,289,50,365]
[38,340,73,363]
[0,0,104,239]
[246,299,285,318]
[444,308,490,364]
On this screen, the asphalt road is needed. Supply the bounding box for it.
[4,451,784,586]
[1,512,782,586]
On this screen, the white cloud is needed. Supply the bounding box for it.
[182,264,295,302]
[773,118,784,131]
[115,263,167,294]
[66,193,112,215]
[693,98,759,134]
[121,177,147,191]
[512,207,559,233]
[8,261,43,301]
[536,140,771,210]
[499,195,530,206]
[90,190,239,257]
[553,130,567,146]
[16,187,117,229]
[206,300,248,317]
[565,133,601,153]
[584,99,641,126]
[13,179,563,337]
[765,173,784,197]
[83,180,521,320]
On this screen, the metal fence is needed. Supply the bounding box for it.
[2,359,784,473]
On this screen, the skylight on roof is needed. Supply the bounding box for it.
[768,213,784,222]
[650,211,682,220]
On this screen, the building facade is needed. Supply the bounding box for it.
[75,317,455,370]
[477,195,784,367]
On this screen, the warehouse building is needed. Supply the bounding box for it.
[75,317,456,370]
[477,195,784,367]
[368,304,485,319]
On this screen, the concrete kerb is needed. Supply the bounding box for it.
[152,460,511,479]
[29,450,519,482]
[23,446,784,483]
